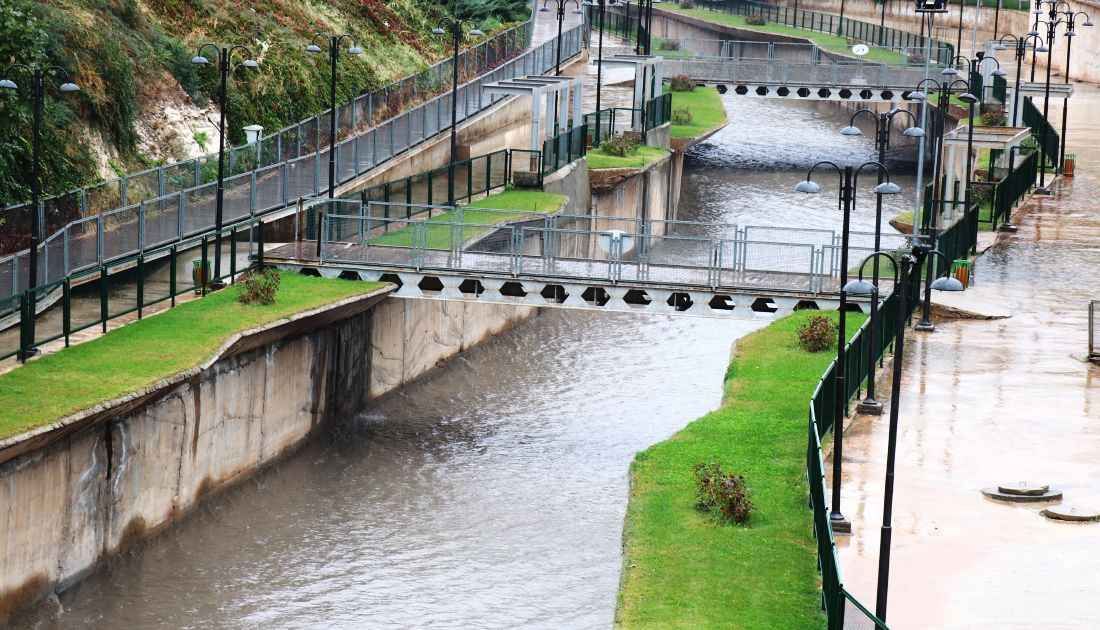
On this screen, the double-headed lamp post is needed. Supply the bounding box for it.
[909,77,976,332]
[0,64,80,360]
[542,0,585,75]
[307,33,363,200]
[795,160,902,534]
[584,0,622,145]
[1056,10,1092,172]
[1032,0,1074,191]
[995,33,1047,128]
[846,245,964,622]
[839,107,923,415]
[191,45,259,287]
[433,19,484,206]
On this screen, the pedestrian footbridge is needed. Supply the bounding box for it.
[264,199,908,319]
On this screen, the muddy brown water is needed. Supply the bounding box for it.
[17,89,928,628]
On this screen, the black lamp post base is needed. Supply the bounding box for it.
[208,280,227,291]
[17,347,40,362]
[830,512,853,534]
[1034,187,1054,196]
[997,222,1018,233]
[857,398,884,415]
[914,320,935,332]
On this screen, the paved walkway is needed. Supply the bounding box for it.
[831,83,1100,627]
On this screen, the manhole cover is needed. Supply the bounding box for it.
[998,482,1051,496]
[981,486,1063,503]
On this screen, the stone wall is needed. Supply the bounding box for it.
[0,290,536,622]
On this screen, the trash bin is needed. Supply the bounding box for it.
[950,259,972,288]
[192,258,210,295]
[1064,153,1076,177]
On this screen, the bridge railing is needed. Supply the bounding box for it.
[662,57,937,89]
[1022,97,1060,170]
[0,22,586,308]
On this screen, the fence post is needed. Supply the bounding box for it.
[257,220,265,269]
[137,255,144,319]
[100,265,108,333]
[63,279,71,347]
[170,245,177,307]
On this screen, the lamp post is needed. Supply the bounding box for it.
[910,77,975,332]
[542,0,584,75]
[433,19,485,206]
[996,33,1047,127]
[839,107,923,415]
[838,0,848,36]
[951,53,1006,104]
[1032,0,1071,191]
[585,0,619,145]
[1056,11,1093,173]
[307,33,363,200]
[795,160,902,534]
[846,246,964,622]
[879,0,888,47]
[0,64,80,360]
[191,45,259,287]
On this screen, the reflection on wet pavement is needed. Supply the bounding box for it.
[834,84,1100,628]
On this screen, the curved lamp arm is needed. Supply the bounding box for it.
[857,251,900,285]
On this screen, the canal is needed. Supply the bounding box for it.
[17,93,920,628]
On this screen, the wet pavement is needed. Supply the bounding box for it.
[833,84,1100,628]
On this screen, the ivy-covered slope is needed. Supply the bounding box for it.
[0,0,529,205]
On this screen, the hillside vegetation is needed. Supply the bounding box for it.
[0,0,529,206]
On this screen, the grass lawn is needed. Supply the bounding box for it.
[587,145,669,170]
[663,6,907,65]
[371,189,566,249]
[0,273,386,440]
[668,87,728,140]
[617,310,866,630]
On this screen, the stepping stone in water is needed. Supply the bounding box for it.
[1041,504,1100,523]
[981,484,1063,503]
[998,482,1051,497]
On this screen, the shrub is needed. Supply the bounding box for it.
[671,107,693,125]
[679,0,696,8]
[669,74,695,92]
[745,14,767,26]
[599,133,639,157]
[238,267,282,306]
[980,110,1007,127]
[797,315,836,353]
[657,38,681,51]
[693,462,753,525]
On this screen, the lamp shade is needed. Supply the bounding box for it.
[840,125,862,136]
[432,26,446,35]
[794,180,821,194]
[242,59,259,69]
[930,276,965,292]
[908,90,927,101]
[958,92,978,104]
[59,82,80,93]
[873,181,902,195]
[843,278,877,296]
[903,126,925,138]
[348,46,364,55]
[191,55,210,65]
[941,66,959,77]
[0,79,17,90]
[470,28,485,37]
[306,43,323,53]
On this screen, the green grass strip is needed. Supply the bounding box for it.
[587,145,670,170]
[370,189,566,249]
[0,273,386,440]
[617,310,866,630]
[668,87,728,140]
[663,6,907,65]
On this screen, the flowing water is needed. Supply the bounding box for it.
[18,90,925,628]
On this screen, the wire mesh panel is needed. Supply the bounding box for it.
[0,294,20,360]
[101,205,142,261]
[184,184,217,236]
[106,262,137,320]
[222,173,253,224]
[254,164,285,213]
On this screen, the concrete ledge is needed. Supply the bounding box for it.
[0,285,395,468]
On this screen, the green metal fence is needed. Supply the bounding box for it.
[542,124,590,175]
[992,73,1007,103]
[2,224,269,362]
[976,150,1037,230]
[357,149,516,208]
[1022,97,1060,169]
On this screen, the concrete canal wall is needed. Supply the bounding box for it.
[0,290,536,622]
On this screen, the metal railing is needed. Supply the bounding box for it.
[661,57,940,89]
[974,149,1037,230]
[0,21,586,307]
[686,0,953,65]
[1,222,269,362]
[358,149,517,208]
[542,124,589,176]
[1022,97,1060,169]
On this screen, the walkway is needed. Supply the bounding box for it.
[832,83,1100,627]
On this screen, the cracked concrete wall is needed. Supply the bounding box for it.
[0,297,535,623]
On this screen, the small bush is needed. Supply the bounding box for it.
[980,110,1007,127]
[671,107,693,125]
[679,0,696,8]
[238,268,281,306]
[669,74,695,92]
[745,14,767,26]
[657,38,681,51]
[797,315,836,353]
[694,462,753,525]
[599,133,639,157]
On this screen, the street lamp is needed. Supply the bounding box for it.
[0,63,80,360]
[192,44,259,288]
[996,33,1047,127]
[846,245,962,623]
[432,19,485,206]
[585,0,621,145]
[1056,11,1092,173]
[910,77,974,332]
[795,159,902,534]
[307,32,363,200]
[839,106,923,415]
[542,0,585,75]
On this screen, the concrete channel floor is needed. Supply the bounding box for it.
[830,84,1100,628]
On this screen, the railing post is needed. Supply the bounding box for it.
[137,255,144,319]
[99,265,108,333]
[170,245,177,307]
